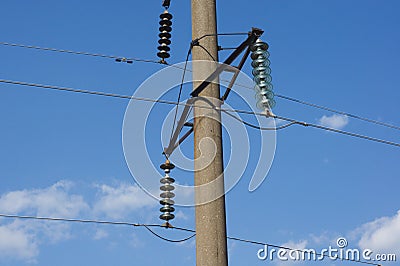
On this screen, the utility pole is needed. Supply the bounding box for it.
[191,0,228,265]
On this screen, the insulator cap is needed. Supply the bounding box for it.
[159,159,176,222]
[160,191,175,199]
[159,19,172,27]
[158,38,171,45]
[160,159,175,170]
[160,198,175,205]
[158,32,171,40]
[160,205,175,213]
[159,26,172,33]
[157,10,172,61]
[250,38,275,110]
[160,184,175,191]
[157,45,171,52]
[160,11,173,20]
[160,213,175,221]
[250,39,269,51]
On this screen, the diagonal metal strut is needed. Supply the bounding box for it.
[164,28,263,157]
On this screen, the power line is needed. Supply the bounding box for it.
[274,94,400,131]
[143,225,196,243]
[0,41,163,65]
[0,213,194,243]
[2,40,399,133]
[274,114,400,148]
[1,78,399,148]
[0,78,258,116]
[169,46,192,143]
[0,213,380,266]
[222,109,296,130]
[231,81,400,131]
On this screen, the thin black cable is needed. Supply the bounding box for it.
[218,47,238,51]
[0,79,261,116]
[0,41,163,64]
[1,78,400,148]
[194,32,248,42]
[275,93,400,131]
[0,79,181,104]
[230,80,400,132]
[169,47,192,143]
[222,109,296,130]
[273,115,400,148]
[4,40,397,133]
[0,213,140,226]
[0,213,380,266]
[197,43,217,62]
[143,225,196,243]
[0,213,194,243]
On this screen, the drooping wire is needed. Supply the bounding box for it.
[0,213,194,243]
[0,213,381,266]
[0,41,164,65]
[221,109,296,130]
[1,78,400,148]
[197,43,217,62]
[169,47,192,143]
[143,225,195,243]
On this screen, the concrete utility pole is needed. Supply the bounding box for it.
[191,0,228,265]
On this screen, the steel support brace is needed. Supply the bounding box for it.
[164,28,263,157]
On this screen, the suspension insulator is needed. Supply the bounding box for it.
[250,39,275,110]
[159,159,175,222]
[157,10,173,63]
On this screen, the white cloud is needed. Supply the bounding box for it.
[93,229,109,240]
[353,210,400,255]
[174,210,189,220]
[93,183,157,219]
[0,221,38,263]
[0,181,89,262]
[0,180,89,218]
[0,180,163,262]
[318,114,349,129]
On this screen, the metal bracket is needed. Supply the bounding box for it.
[164,28,263,157]
[190,27,263,97]
[163,99,194,156]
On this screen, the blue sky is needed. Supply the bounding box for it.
[0,0,399,265]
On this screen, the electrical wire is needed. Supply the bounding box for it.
[169,47,192,144]
[0,213,381,266]
[1,78,400,148]
[184,42,400,132]
[0,41,163,64]
[274,93,400,131]
[230,81,400,132]
[0,213,194,243]
[2,40,399,133]
[222,109,296,130]
[194,32,248,42]
[143,225,196,243]
[273,114,400,147]
[197,43,217,62]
